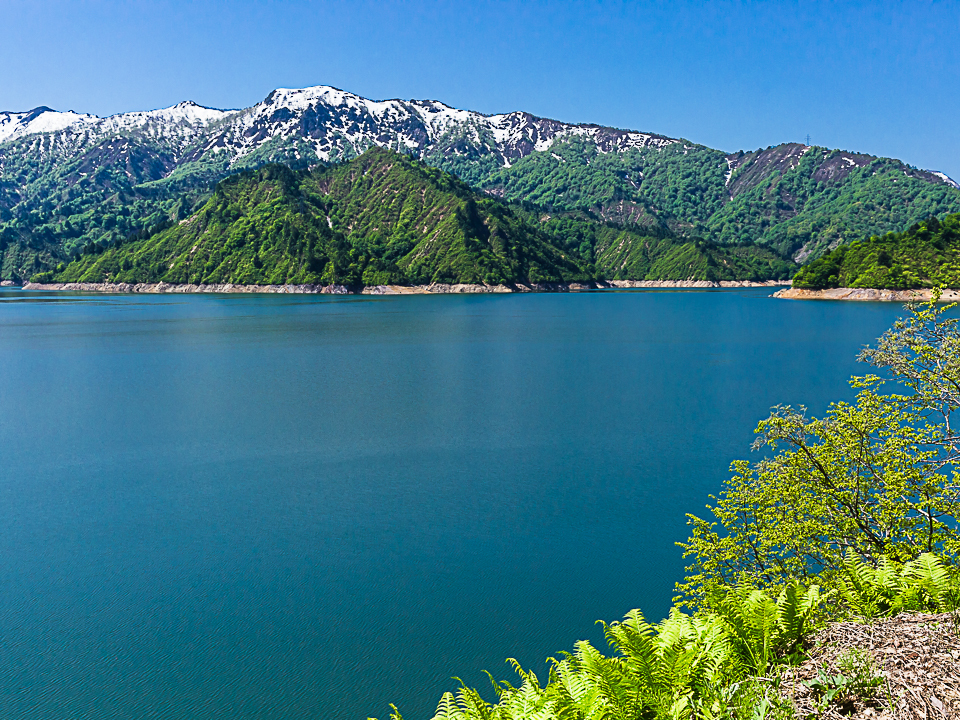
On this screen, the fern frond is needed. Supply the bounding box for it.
[902,552,952,611]
[839,548,895,618]
[432,692,462,720]
[455,686,496,720]
[776,583,831,656]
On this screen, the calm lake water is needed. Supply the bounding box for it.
[0,288,910,719]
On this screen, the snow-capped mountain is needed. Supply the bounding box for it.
[3,83,957,190]
[0,106,98,144]
[194,85,675,164]
[3,83,960,282]
[932,171,960,190]
[0,101,232,145]
[0,85,676,172]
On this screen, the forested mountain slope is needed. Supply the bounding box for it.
[481,139,960,261]
[3,84,958,280]
[41,149,793,286]
[791,213,960,289]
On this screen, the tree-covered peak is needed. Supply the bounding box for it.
[791,213,960,289]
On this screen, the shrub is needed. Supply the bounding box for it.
[678,296,960,600]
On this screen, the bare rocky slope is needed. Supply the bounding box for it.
[22,279,788,295]
[774,287,960,301]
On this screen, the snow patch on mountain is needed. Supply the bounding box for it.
[5,82,954,209]
[0,101,231,147]
[100,101,232,130]
[188,84,679,167]
[933,171,960,190]
[0,84,679,175]
[0,107,95,143]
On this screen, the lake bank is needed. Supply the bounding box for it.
[774,287,960,301]
[21,279,789,294]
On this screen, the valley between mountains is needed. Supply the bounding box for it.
[4,84,960,287]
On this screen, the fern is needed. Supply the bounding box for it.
[403,584,830,720]
[839,549,959,618]
[710,582,828,676]
[713,587,777,676]
[431,692,462,720]
[900,553,955,612]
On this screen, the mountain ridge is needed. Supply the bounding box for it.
[3,83,959,281]
[6,85,954,184]
[0,85,677,161]
[37,148,794,287]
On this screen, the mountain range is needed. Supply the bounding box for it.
[3,84,959,281]
[38,148,794,288]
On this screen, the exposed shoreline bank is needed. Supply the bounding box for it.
[773,287,960,301]
[20,280,790,295]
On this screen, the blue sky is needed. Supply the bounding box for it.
[3,1,959,177]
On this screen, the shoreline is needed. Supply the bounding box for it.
[773,287,960,302]
[20,280,790,295]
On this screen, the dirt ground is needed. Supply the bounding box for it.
[777,612,960,719]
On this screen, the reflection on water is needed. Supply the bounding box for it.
[0,288,907,719]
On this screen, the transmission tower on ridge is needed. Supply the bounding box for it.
[805,134,811,145]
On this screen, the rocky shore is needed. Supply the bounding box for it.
[21,280,790,295]
[604,279,789,290]
[774,287,960,302]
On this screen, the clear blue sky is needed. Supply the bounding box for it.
[3,0,959,178]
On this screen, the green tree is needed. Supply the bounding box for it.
[373,300,960,720]
[678,296,960,601]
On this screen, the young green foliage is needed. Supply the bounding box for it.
[792,215,960,289]
[838,550,960,619]
[678,298,960,601]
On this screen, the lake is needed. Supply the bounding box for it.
[0,287,910,719]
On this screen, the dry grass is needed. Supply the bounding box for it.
[777,612,960,719]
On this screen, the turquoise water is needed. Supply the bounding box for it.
[0,288,908,719]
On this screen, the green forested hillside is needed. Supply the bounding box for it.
[43,148,794,287]
[308,149,589,285]
[475,139,960,262]
[0,133,217,280]
[477,137,730,235]
[707,147,960,260]
[792,213,960,289]
[45,151,588,287]
[537,216,794,281]
[42,149,591,286]
[6,119,960,283]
